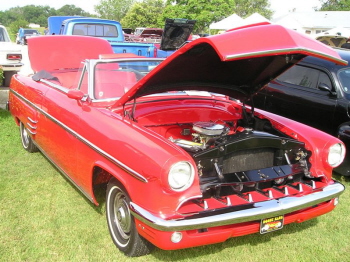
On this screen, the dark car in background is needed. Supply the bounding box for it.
[16,29,40,45]
[253,47,350,175]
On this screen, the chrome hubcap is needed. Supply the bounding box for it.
[114,192,131,240]
[21,123,30,148]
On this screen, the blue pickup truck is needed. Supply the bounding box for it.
[48,16,195,58]
[48,16,156,57]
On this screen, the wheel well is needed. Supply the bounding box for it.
[92,166,111,205]
[92,166,128,206]
[14,117,20,126]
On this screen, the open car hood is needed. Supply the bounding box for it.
[315,35,348,47]
[160,18,196,50]
[116,24,347,107]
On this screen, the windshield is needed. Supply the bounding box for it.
[0,27,10,42]
[24,29,39,35]
[93,59,163,100]
[338,68,350,96]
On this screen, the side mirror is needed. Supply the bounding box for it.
[318,83,337,96]
[67,89,85,100]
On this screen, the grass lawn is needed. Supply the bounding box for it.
[1,108,350,261]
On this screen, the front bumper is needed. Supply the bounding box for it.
[130,181,344,232]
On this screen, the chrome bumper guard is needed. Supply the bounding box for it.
[129,182,344,232]
[1,63,23,69]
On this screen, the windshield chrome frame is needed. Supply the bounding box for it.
[85,57,165,103]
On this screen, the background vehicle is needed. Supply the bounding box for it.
[48,16,156,57]
[0,25,22,86]
[125,28,163,43]
[48,16,195,58]
[253,47,350,175]
[16,29,40,45]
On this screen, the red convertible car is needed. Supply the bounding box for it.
[8,24,346,257]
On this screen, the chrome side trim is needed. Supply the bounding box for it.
[40,79,69,93]
[27,116,38,124]
[226,48,347,66]
[27,122,37,130]
[25,126,36,135]
[10,89,148,183]
[130,182,345,232]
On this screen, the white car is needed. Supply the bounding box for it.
[0,25,22,87]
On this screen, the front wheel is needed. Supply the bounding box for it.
[20,122,38,152]
[106,178,154,257]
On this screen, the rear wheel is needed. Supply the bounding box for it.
[20,122,38,152]
[106,178,154,257]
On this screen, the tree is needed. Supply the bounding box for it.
[56,5,92,16]
[9,19,29,37]
[95,0,136,21]
[0,7,25,26]
[21,5,56,26]
[121,0,165,29]
[0,5,93,27]
[161,0,235,33]
[160,0,272,33]
[318,0,350,10]
[233,0,272,19]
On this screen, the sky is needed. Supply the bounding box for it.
[0,0,323,18]
[0,0,100,14]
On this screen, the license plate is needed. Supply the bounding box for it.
[260,215,284,234]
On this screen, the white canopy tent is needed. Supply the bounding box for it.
[240,13,270,27]
[225,13,271,31]
[209,14,243,31]
[209,13,270,34]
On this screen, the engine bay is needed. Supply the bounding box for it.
[134,98,316,200]
[165,119,311,197]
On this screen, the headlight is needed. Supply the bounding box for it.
[168,161,194,191]
[328,143,346,167]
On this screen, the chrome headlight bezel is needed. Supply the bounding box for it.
[328,143,346,167]
[168,161,195,192]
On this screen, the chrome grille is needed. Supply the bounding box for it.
[223,148,275,173]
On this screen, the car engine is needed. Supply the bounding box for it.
[170,120,313,199]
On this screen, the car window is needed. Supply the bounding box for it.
[277,65,319,89]
[319,71,332,89]
[0,27,10,42]
[0,28,4,42]
[338,68,350,94]
[72,24,119,37]
[24,29,39,35]
[277,65,333,91]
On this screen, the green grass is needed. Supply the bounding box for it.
[1,108,350,261]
